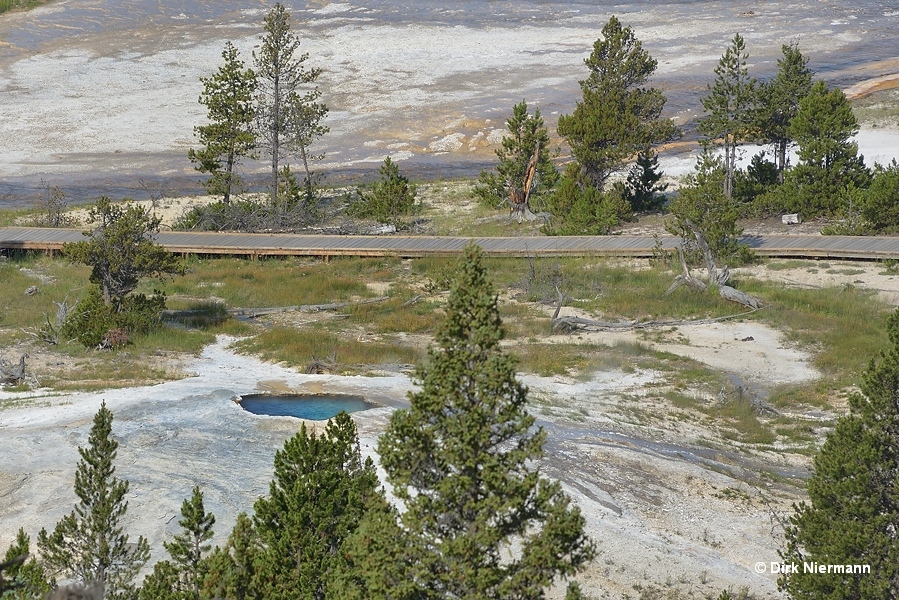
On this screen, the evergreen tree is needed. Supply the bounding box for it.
[200,513,258,600]
[37,402,149,600]
[63,197,184,308]
[1,530,52,600]
[254,3,328,206]
[785,80,871,215]
[780,308,899,599]
[474,100,559,213]
[625,149,668,212]
[545,165,631,235]
[285,84,329,204]
[140,487,216,600]
[698,33,757,199]
[350,156,419,227]
[862,160,899,232]
[188,42,257,204]
[336,244,596,598]
[666,151,744,261]
[252,412,381,600]
[557,16,676,191]
[755,43,813,180]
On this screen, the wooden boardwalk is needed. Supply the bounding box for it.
[2,227,899,260]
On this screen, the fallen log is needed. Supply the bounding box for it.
[551,308,762,333]
[163,296,390,321]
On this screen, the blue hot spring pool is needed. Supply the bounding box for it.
[238,394,377,420]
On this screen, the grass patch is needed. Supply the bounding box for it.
[234,326,421,373]
[512,340,650,378]
[825,268,865,276]
[0,0,48,15]
[742,280,889,401]
[716,398,776,445]
[765,259,826,271]
[344,295,440,334]
[163,257,374,307]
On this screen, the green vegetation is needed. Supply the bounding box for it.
[61,197,184,347]
[38,402,150,599]
[347,156,419,227]
[187,42,257,204]
[1,529,53,600]
[140,487,216,600]
[780,308,899,599]
[254,3,328,206]
[334,245,595,598]
[699,33,756,199]
[552,15,676,234]
[474,100,559,216]
[0,0,46,15]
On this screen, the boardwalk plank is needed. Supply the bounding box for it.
[3,227,899,260]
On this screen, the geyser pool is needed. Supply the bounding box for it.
[239,394,377,420]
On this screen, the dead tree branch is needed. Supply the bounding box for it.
[666,221,762,310]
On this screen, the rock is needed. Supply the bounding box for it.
[24,286,38,296]
[782,213,802,225]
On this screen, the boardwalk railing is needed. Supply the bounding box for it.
[2,227,899,260]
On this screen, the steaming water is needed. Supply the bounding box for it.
[0,0,897,204]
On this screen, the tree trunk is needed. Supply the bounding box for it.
[777,139,787,184]
[299,143,312,201]
[724,135,735,199]
[270,74,281,206]
[224,151,235,204]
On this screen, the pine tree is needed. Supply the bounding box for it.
[336,244,596,598]
[188,41,257,204]
[785,80,871,215]
[698,33,757,199]
[252,412,381,600]
[200,513,258,600]
[254,3,328,206]
[1,529,53,600]
[862,160,899,232]
[474,100,558,213]
[625,149,668,212]
[666,151,743,261]
[557,16,677,191]
[780,308,899,599]
[350,156,419,227]
[140,487,216,600]
[37,402,149,600]
[755,43,813,180]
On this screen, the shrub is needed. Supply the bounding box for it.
[544,165,631,235]
[861,160,899,232]
[61,286,166,348]
[348,156,418,227]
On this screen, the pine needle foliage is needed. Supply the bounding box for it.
[336,244,596,599]
[37,402,149,600]
[188,41,257,204]
[252,412,380,600]
[780,308,899,599]
[1,529,53,600]
[557,15,676,191]
[140,487,215,600]
[698,33,757,199]
[474,100,558,212]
